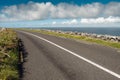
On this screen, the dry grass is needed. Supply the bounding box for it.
[0,29,19,80]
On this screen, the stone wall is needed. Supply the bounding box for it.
[44,29,120,42]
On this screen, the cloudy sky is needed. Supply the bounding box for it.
[0,0,120,27]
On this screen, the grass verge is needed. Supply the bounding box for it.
[0,29,19,80]
[21,29,120,49]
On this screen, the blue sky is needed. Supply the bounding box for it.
[0,0,119,6]
[0,0,120,27]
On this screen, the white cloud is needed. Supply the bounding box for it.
[52,21,57,24]
[62,19,78,24]
[80,16,120,24]
[104,2,120,16]
[0,2,120,21]
[60,16,120,25]
[0,2,52,21]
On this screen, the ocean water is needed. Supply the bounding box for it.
[39,27,120,36]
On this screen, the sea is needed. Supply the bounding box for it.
[38,27,120,36]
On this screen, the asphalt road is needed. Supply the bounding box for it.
[17,30,120,80]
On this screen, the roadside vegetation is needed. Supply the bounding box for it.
[0,29,19,80]
[22,29,120,49]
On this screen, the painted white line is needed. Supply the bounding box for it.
[117,50,120,53]
[21,31,120,79]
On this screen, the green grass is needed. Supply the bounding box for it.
[0,29,19,80]
[22,29,120,49]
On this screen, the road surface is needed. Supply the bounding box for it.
[17,30,120,80]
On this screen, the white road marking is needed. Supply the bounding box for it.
[117,50,120,53]
[21,31,120,79]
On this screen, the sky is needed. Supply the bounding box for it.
[0,0,120,27]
